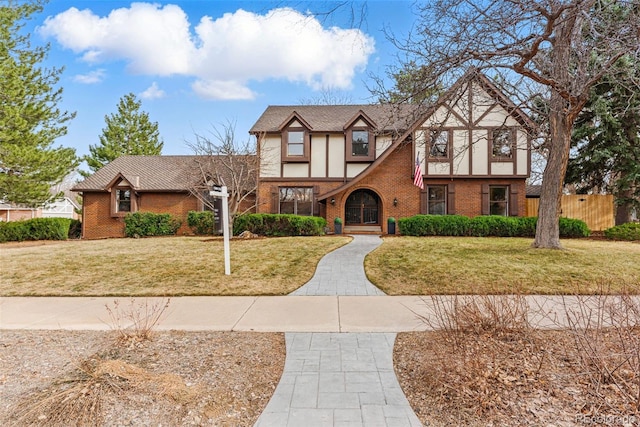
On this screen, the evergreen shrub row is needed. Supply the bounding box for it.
[604,222,640,241]
[0,217,73,242]
[398,215,590,238]
[124,212,181,237]
[234,214,327,236]
[187,211,217,235]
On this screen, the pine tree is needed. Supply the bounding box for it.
[83,93,163,175]
[566,57,640,224]
[0,1,78,207]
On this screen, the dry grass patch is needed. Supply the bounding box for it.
[395,293,640,426]
[2,330,285,426]
[0,236,351,296]
[367,237,640,294]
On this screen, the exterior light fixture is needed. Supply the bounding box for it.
[331,198,336,205]
[393,198,398,206]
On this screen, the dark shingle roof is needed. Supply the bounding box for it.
[72,156,199,192]
[249,104,418,134]
[526,184,542,197]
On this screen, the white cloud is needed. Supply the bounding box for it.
[73,69,105,84]
[192,79,255,100]
[139,82,166,100]
[39,4,375,100]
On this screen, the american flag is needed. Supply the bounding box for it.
[413,155,424,189]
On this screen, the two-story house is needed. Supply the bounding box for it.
[250,69,534,234]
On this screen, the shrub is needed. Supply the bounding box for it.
[0,217,72,243]
[124,212,181,237]
[558,217,590,238]
[187,211,217,235]
[398,214,590,238]
[233,214,327,236]
[398,215,471,236]
[68,219,82,239]
[468,215,523,237]
[604,222,640,241]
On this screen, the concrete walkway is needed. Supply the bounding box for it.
[290,235,385,296]
[256,235,422,427]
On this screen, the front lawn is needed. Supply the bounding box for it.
[3,235,638,296]
[366,237,640,294]
[0,236,351,296]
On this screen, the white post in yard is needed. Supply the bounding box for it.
[210,185,231,275]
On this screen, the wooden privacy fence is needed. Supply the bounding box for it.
[525,194,615,231]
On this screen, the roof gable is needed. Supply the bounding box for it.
[343,110,377,131]
[278,111,313,131]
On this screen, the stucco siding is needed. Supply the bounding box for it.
[260,136,281,178]
[310,134,326,177]
[328,135,345,178]
[347,163,368,178]
[283,163,308,178]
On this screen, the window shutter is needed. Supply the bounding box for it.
[420,189,427,214]
[509,187,519,216]
[313,185,320,216]
[481,184,490,215]
[270,186,279,213]
[447,183,456,215]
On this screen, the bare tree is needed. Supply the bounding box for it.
[298,87,355,105]
[185,120,259,233]
[380,0,640,248]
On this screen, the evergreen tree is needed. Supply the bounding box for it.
[0,1,78,207]
[566,57,640,224]
[83,93,163,175]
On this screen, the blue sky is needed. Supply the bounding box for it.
[28,1,416,162]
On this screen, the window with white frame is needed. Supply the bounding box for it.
[287,130,305,156]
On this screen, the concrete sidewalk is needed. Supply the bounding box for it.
[0,294,606,332]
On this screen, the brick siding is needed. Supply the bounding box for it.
[81,192,198,239]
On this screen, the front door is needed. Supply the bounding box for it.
[345,189,379,225]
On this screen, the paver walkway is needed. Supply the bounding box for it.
[255,235,422,427]
[290,235,385,296]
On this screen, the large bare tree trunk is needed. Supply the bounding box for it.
[533,93,573,249]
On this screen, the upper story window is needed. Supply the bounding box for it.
[345,127,374,162]
[287,130,305,156]
[351,130,369,156]
[429,130,449,158]
[492,128,514,160]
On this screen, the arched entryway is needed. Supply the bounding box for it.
[345,189,380,225]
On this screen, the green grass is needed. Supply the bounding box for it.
[366,237,640,294]
[0,236,351,296]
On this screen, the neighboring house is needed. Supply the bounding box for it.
[0,203,39,222]
[41,194,80,219]
[0,195,79,222]
[250,69,534,233]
